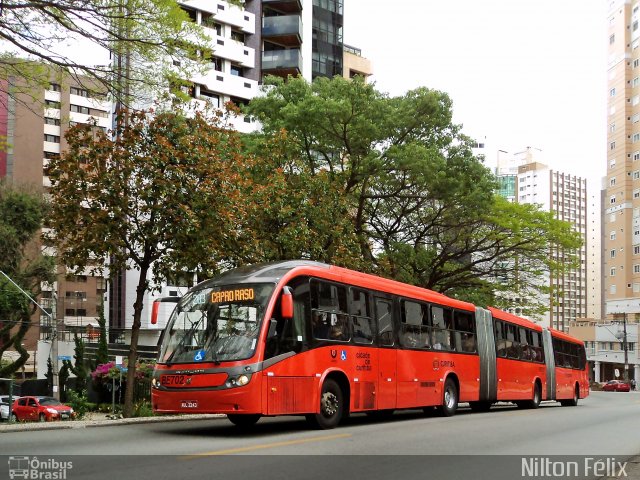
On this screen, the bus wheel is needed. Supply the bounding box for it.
[529,383,542,409]
[561,386,579,407]
[469,401,491,412]
[227,414,261,428]
[307,378,343,429]
[439,377,458,417]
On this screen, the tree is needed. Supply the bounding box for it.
[46,108,253,417]
[95,301,110,366]
[0,181,55,377]
[0,0,220,106]
[62,334,88,394]
[245,76,582,316]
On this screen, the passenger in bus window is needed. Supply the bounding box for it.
[312,311,330,339]
[461,333,476,352]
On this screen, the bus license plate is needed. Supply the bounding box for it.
[161,374,186,386]
[181,400,198,409]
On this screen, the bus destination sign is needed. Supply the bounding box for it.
[211,288,255,304]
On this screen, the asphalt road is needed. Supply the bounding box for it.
[1,391,639,480]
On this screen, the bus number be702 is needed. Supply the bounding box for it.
[161,375,185,386]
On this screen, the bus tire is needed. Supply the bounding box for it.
[227,414,261,428]
[438,377,458,417]
[306,378,343,429]
[517,383,542,409]
[469,401,491,412]
[560,385,579,407]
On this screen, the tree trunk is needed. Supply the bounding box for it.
[123,264,149,418]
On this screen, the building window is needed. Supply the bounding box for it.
[611,158,617,168]
[48,83,61,92]
[611,141,616,150]
[611,231,617,240]
[611,177,617,186]
[230,64,243,76]
[44,117,60,126]
[610,195,616,204]
[70,87,89,97]
[635,265,640,273]
[611,249,617,258]
[635,171,640,180]
[45,99,61,109]
[70,104,90,114]
[610,122,616,132]
[611,267,616,276]
[610,88,616,96]
[634,189,640,199]
[44,134,60,143]
[610,34,616,44]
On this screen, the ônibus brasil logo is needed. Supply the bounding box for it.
[8,456,73,480]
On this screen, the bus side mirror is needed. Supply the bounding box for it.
[281,286,293,319]
[151,300,160,325]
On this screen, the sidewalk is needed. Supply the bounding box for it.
[0,411,225,433]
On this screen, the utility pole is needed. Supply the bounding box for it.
[0,270,60,399]
[623,312,629,382]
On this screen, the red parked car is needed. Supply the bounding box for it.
[11,396,75,422]
[601,380,631,392]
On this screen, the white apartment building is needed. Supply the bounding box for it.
[495,148,588,331]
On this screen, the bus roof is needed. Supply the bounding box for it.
[549,328,585,345]
[487,307,544,332]
[197,260,476,312]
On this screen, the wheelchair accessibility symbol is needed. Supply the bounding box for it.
[193,350,206,362]
[340,350,347,361]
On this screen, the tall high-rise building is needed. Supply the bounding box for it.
[604,0,640,322]
[0,67,111,372]
[495,148,588,330]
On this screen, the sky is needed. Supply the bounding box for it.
[343,0,608,187]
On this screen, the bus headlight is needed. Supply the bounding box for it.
[229,374,251,387]
[151,378,160,389]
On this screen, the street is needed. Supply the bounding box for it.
[1,391,639,480]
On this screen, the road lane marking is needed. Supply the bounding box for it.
[182,433,352,458]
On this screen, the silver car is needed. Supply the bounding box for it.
[0,395,14,421]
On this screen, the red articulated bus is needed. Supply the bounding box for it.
[151,261,589,429]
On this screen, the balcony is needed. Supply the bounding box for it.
[262,15,302,46]
[262,48,302,77]
[262,0,302,14]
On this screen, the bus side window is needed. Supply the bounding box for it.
[454,310,476,353]
[311,280,350,342]
[495,321,507,357]
[350,288,374,344]
[432,306,453,351]
[400,300,429,349]
[375,298,394,346]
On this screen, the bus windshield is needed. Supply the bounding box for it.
[158,283,275,364]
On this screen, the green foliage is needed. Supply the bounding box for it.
[58,362,70,402]
[0,0,211,106]
[47,108,256,417]
[46,357,54,395]
[245,76,583,318]
[133,400,154,417]
[95,301,109,366]
[0,181,55,377]
[62,335,89,394]
[65,389,92,420]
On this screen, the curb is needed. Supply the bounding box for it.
[0,414,226,433]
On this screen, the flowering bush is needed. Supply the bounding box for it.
[91,362,121,381]
[91,360,156,382]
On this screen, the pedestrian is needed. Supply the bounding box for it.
[631,378,637,391]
